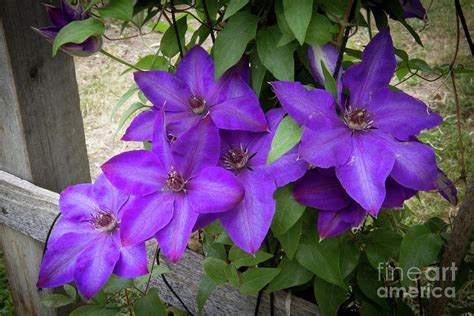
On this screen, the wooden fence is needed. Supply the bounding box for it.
[0,0,320,314]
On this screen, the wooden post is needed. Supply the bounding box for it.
[0,0,90,193]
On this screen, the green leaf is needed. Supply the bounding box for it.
[214,11,259,79]
[122,55,168,74]
[41,294,74,308]
[70,305,118,316]
[321,61,338,98]
[275,0,294,39]
[305,13,338,45]
[52,18,105,56]
[277,217,302,260]
[223,0,249,20]
[111,84,139,118]
[225,264,240,287]
[399,225,443,286]
[267,258,313,293]
[356,264,390,311]
[256,25,296,81]
[267,116,302,164]
[250,49,266,97]
[203,239,227,260]
[134,265,170,287]
[97,0,134,21]
[63,284,76,301]
[271,184,306,235]
[365,229,402,269]
[197,276,217,314]
[160,15,187,57]
[295,236,346,289]
[202,257,228,284]
[228,246,273,269]
[239,268,281,295]
[115,102,149,135]
[339,238,360,278]
[103,274,133,293]
[133,288,166,316]
[282,0,313,45]
[314,276,347,316]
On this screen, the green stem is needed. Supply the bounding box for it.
[99,49,141,71]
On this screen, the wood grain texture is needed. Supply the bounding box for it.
[0,0,90,193]
[0,171,320,315]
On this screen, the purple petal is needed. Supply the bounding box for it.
[265,147,308,188]
[172,117,220,177]
[293,169,352,211]
[308,43,339,87]
[299,118,353,168]
[215,57,252,101]
[37,232,100,289]
[155,195,199,263]
[166,110,201,137]
[114,243,148,278]
[436,168,458,205]
[176,46,217,101]
[33,26,59,40]
[74,233,121,299]
[271,81,338,126]
[119,192,174,246]
[62,36,102,57]
[187,167,244,213]
[134,71,191,111]
[220,171,276,254]
[93,174,129,218]
[382,177,417,208]
[47,217,94,246]
[210,95,268,132]
[101,150,167,196]
[367,88,442,141]
[122,109,156,142]
[318,203,366,239]
[382,135,438,191]
[343,27,396,107]
[44,4,69,27]
[402,0,426,19]
[151,108,173,169]
[193,214,219,231]
[59,183,100,221]
[336,132,395,216]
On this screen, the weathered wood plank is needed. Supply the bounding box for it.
[0,0,90,193]
[0,171,320,315]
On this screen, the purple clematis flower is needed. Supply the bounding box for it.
[37,174,147,299]
[33,0,102,57]
[102,110,244,262]
[400,0,426,19]
[272,28,442,216]
[131,46,267,140]
[293,168,416,238]
[194,109,308,253]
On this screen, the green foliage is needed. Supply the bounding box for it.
[223,0,249,21]
[314,276,347,316]
[267,258,313,293]
[282,0,313,45]
[197,276,217,314]
[160,15,187,57]
[267,116,302,164]
[271,184,306,236]
[97,0,134,21]
[239,268,281,295]
[202,257,229,284]
[52,18,105,56]
[133,288,167,316]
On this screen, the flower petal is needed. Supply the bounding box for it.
[293,169,352,211]
[44,4,69,27]
[271,81,338,126]
[93,174,129,218]
[382,177,417,208]
[101,150,167,196]
[336,132,395,216]
[210,95,268,132]
[265,147,308,188]
[48,217,94,246]
[215,56,251,101]
[134,70,191,111]
[193,214,219,231]
[308,43,340,87]
[187,167,244,213]
[318,203,366,239]
[367,88,442,140]
[299,118,353,168]
[122,109,156,142]
[114,243,148,278]
[172,117,220,178]
[220,171,276,254]
[119,192,174,246]
[37,232,99,289]
[74,233,121,299]
[59,183,100,221]
[343,27,396,107]
[151,108,173,170]
[176,46,217,101]
[155,195,199,263]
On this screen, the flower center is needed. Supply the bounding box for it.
[167,168,186,192]
[90,210,118,232]
[344,107,373,131]
[189,95,207,115]
[223,147,250,170]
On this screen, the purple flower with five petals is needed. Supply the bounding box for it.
[37,174,147,299]
[33,0,102,57]
[293,168,416,238]
[272,28,442,216]
[102,110,244,262]
[131,46,267,140]
[194,109,308,253]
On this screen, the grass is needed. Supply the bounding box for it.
[0,251,13,315]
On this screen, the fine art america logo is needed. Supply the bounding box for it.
[377,262,457,298]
